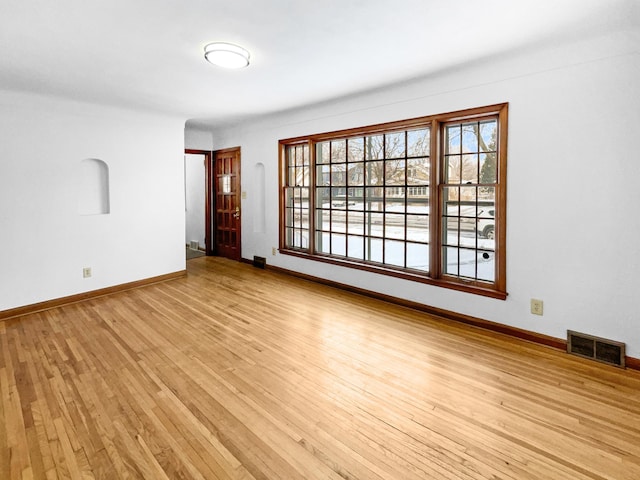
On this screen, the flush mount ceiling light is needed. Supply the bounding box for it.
[204,42,250,69]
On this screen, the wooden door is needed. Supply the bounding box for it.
[213,147,241,260]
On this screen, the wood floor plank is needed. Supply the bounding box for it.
[1,256,640,479]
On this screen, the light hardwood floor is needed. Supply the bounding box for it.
[2,256,639,479]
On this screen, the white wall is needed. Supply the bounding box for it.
[198,30,640,357]
[184,123,213,150]
[0,91,186,310]
[185,153,206,249]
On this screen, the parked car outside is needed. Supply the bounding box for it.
[476,208,495,239]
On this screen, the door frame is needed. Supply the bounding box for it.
[185,149,213,255]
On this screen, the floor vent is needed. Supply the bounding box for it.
[253,256,266,269]
[567,330,625,368]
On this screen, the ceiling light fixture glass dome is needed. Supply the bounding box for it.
[204,42,250,69]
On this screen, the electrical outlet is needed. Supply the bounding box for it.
[272,247,277,256]
[530,298,543,316]
[83,267,92,278]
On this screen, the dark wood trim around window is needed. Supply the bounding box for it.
[279,103,508,299]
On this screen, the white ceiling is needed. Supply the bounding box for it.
[0,0,635,127]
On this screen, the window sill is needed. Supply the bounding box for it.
[279,248,507,300]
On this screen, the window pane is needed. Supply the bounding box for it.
[317,142,330,164]
[407,243,429,272]
[407,157,429,185]
[293,187,303,204]
[407,128,430,157]
[477,206,495,245]
[347,235,364,260]
[317,165,330,186]
[316,208,330,231]
[446,155,461,183]
[444,217,461,246]
[462,125,478,153]
[385,196,405,213]
[348,211,365,234]
[316,187,330,206]
[303,145,309,165]
[459,228,476,248]
[480,120,497,152]
[331,164,346,186]
[460,186,476,204]
[480,233,497,251]
[348,138,364,162]
[365,237,383,263]
[365,187,384,210]
[365,161,384,185]
[443,187,459,215]
[285,207,295,228]
[295,146,303,166]
[446,125,461,154]
[444,246,459,276]
[385,214,405,240]
[302,165,309,187]
[406,215,429,242]
[332,233,346,256]
[316,231,330,254]
[366,212,384,237]
[408,195,428,214]
[385,159,405,185]
[331,188,347,209]
[365,135,384,160]
[477,250,495,282]
[300,210,309,230]
[458,248,478,279]
[291,228,309,249]
[384,240,405,267]
[460,154,478,184]
[349,187,364,208]
[287,147,295,167]
[480,186,495,205]
[286,188,300,208]
[292,206,301,228]
[385,132,405,159]
[479,153,497,184]
[331,140,346,163]
[348,162,364,186]
[331,210,346,232]
[286,227,294,247]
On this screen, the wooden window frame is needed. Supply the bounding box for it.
[279,103,508,299]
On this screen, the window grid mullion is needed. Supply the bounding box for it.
[329,142,333,255]
[403,130,408,269]
[308,141,315,255]
[382,134,387,265]
[430,120,441,279]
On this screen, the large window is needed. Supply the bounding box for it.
[280,104,508,298]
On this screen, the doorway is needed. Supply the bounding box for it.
[212,147,242,261]
[184,149,210,259]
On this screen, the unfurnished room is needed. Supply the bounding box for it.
[1,1,639,479]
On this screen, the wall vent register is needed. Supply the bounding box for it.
[567,330,625,368]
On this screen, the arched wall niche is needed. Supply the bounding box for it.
[78,158,110,215]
